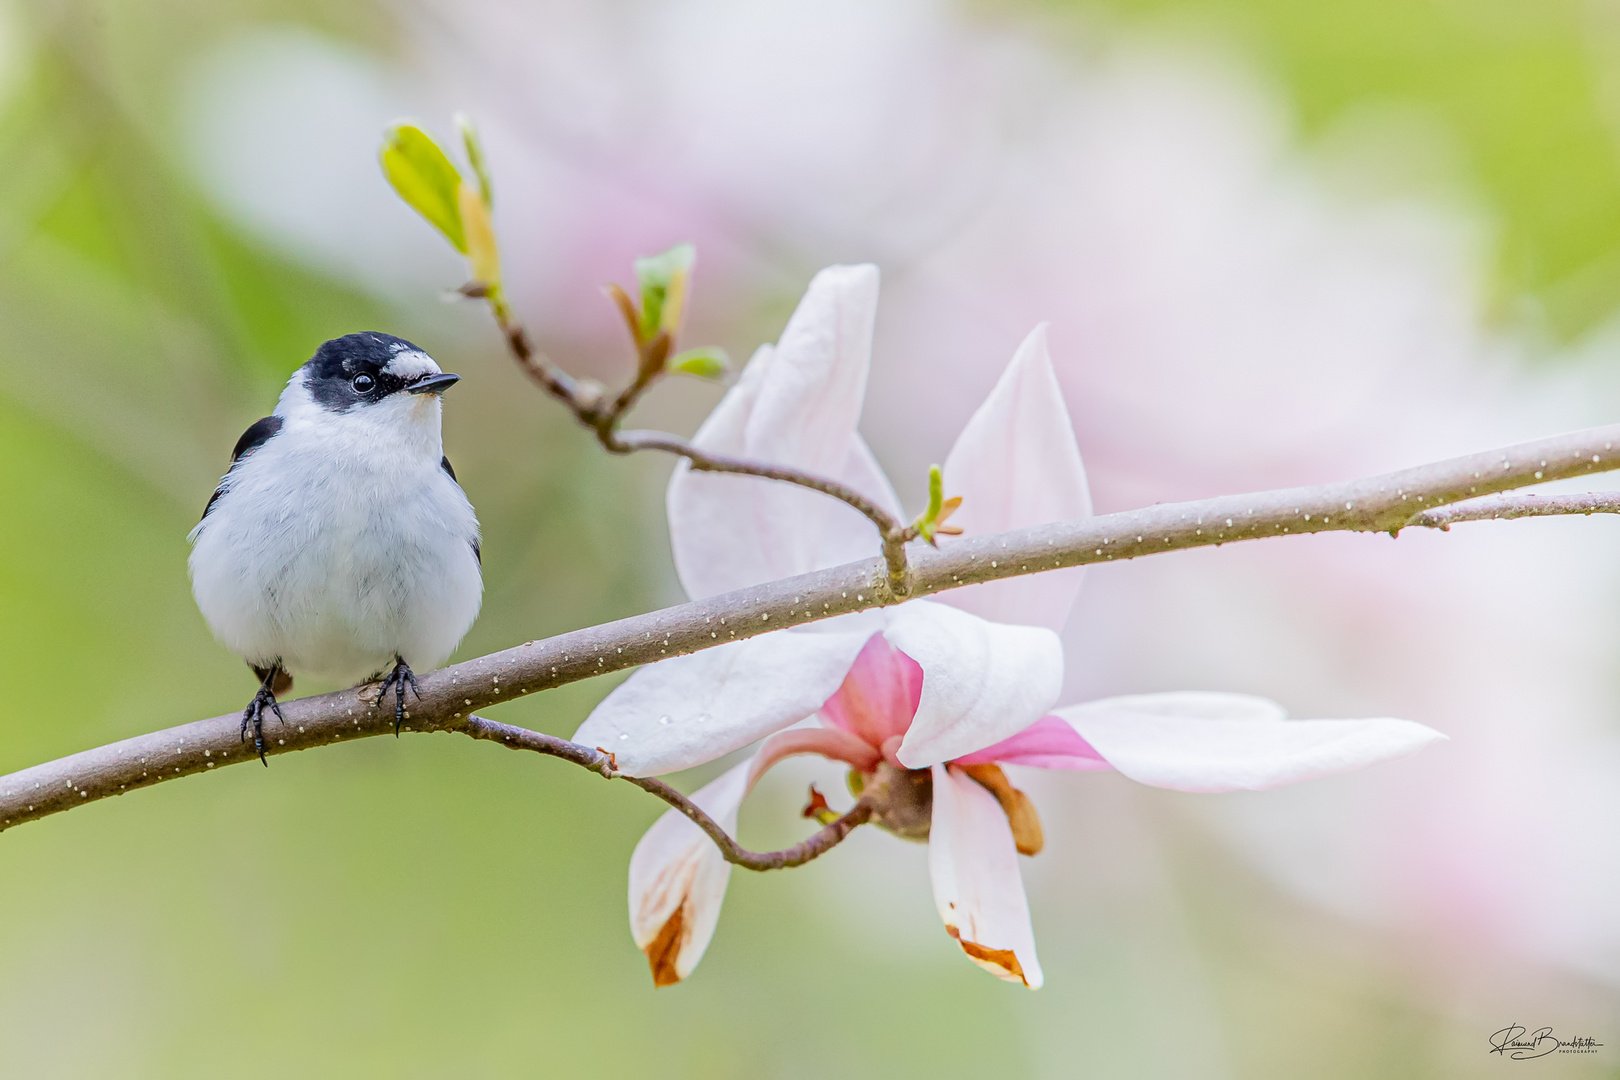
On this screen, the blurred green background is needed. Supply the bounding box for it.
[3,0,1619,1076]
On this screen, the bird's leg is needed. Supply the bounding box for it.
[242,663,288,767]
[376,655,423,736]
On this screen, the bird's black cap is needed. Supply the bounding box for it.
[302,332,447,412]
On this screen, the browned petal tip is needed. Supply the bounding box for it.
[644,905,686,988]
[959,764,1044,855]
[945,924,1028,987]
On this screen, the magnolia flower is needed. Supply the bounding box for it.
[576,263,1087,778]
[575,264,1445,987]
[621,653,1445,988]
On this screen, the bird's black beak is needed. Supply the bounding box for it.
[408,373,461,395]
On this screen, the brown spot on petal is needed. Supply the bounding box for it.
[959,764,1044,855]
[945,924,1028,986]
[644,904,687,988]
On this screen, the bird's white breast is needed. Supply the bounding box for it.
[189,381,483,688]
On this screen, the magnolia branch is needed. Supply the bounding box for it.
[1407,490,1620,529]
[4,422,1620,848]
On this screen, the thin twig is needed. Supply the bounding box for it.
[493,310,914,595]
[1407,491,1620,529]
[458,714,874,870]
[613,429,911,592]
[4,421,1620,835]
[496,317,583,409]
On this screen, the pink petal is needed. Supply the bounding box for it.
[885,601,1065,769]
[572,627,872,776]
[927,764,1044,988]
[628,759,751,986]
[952,714,1113,772]
[938,325,1093,632]
[817,632,923,750]
[748,725,883,785]
[666,265,902,600]
[1056,692,1448,792]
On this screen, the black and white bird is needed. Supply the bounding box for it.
[189,332,483,763]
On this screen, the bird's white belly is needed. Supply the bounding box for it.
[189,439,482,688]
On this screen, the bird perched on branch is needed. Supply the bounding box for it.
[189,333,484,763]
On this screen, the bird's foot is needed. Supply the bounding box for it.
[377,656,422,736]
[239,684,285,767]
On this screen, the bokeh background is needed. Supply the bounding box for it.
[3,0,1620,1075]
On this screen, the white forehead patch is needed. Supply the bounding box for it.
[383,349,440,380]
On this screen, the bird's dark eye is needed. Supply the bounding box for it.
[352,373,375,393]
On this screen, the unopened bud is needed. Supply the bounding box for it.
[913,465,962,546]
[633,243,696,339]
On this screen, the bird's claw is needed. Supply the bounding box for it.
[377,656,422,736]
[239,686,284,767]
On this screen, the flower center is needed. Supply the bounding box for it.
[848,762,1044,855]
[851,763,933,841]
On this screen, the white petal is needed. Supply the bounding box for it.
[928,764,1043,988]
[628,760,751,986]
[1072,691,1287,723]
[666,265,901,599]
[887,600,1064,768]
[939,325,1092,632]
[1057,692,1447,792]
[572,628,873,776]
[743,263,880,476]
[666,343,781,598]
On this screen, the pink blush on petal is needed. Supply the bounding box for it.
[993,754,1115,772]
[818,633,924,749]
[952,714,1113,771]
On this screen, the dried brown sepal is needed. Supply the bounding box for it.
[644,904,687,988]
[936,496,963,524]
[959,763,1043,855]
[945,924,1028,986]
[801,784,833,822]
[456,281,491,298]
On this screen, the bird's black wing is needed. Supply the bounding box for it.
[440,455,481,565]
[201,416,284,521]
